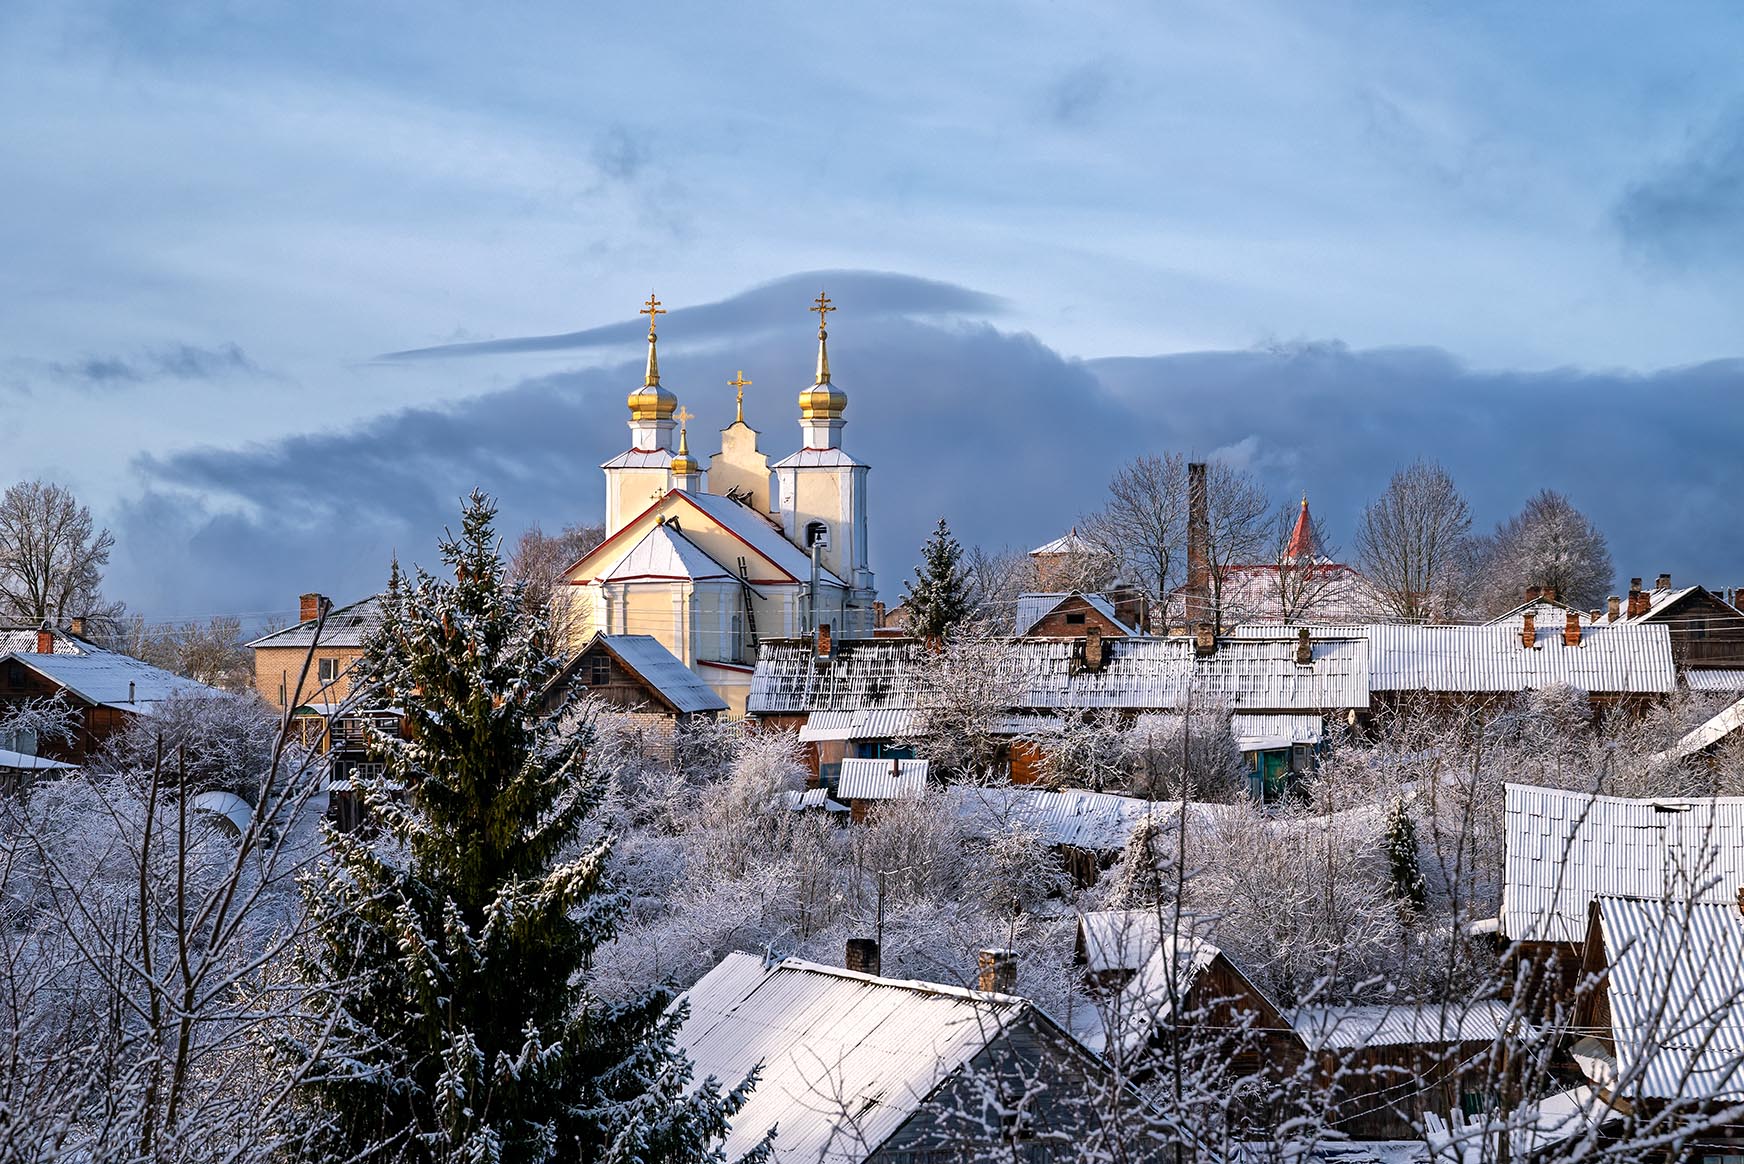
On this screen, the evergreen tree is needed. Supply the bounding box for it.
[1383,796,1428,918]
[284,491,765,1164]
[903,517,972,641]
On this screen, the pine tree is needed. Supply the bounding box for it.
[1383,796,1428,918]
[903,517,971,642]
[284,491,765,1164]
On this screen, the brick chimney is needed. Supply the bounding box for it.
[845,937,881,977]
[67,617,84,638]
[873,601,886,628]
[300,592,330,623]
[35,628,52,654]
[1607,595,1621,622]
[1627,579,1648,619]
[1186,462,1210,629]
[1521,611,1536,650]
[1656,572,1672,591]
[1083,624,1105,671]
[1524,585,1541,603]
[1542,586,1557,603]
[977,948,1017,994]
[1111,587,1147,634]
[1564,611,1581,647]
[816,622,833,659]
[1193,623,1216,657]
[1296,627,1313,666]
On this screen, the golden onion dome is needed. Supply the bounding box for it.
[629,291,678,421]
[670,408,699,475]
[799,290,845,419]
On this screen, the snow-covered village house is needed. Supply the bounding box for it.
[559,294,878,718]
[538,631,727,762]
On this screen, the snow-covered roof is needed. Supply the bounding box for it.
[798,707,916,741]
[1588,896,1744,1102]
[1686,669,1744,693]
[1288,1000,1512,1049]
[191,790,254,835]
[1229,713,1324,750]
[769,447,865,469]
[674,951,1046,1163]
[950,785,1230,854]
[1500,783,1744,944]
[782,787,849,812]
[835,757,928,800]
[750,639,925,714]
[1656,695,1744,762]
[246,595,384,649]
[1013,591,1138,637]
[593,634,728,714]
[0,627,92,656]
[1486,597,1585,628]
[602,521,735,583]
[1075,910,1230,1056]
[3,648,219,713]
[678,490,844,586]
[1603,584,1703,625]
[1030,530,1100,557]
[599,447,674,470]
[0,748,75,771]
[1229,623,1676,695]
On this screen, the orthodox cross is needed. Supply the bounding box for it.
[728,369,752,422]
[640,292,666,333]
[810,290,835,335]
[675,405,694,430]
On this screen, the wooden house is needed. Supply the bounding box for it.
[541,632,727,762]
[0,638,219,765]
[1499,784,1744,1017]
[1600,574,1744,673]
[675,947,1163,1163]
[1569,895,1744,1154]
[1014,590,1144,639]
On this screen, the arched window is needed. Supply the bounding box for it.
[804,521,829,549]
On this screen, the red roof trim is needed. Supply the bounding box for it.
[565,490,803,585]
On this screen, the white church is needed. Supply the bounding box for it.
[561,293,878,716]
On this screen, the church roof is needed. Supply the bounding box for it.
[1285,496,1318,559]
[1031,529,1099,557]
[600,448,675,470]
[770,447,864,469]
[678,490,844,586]
[603,522,735,583]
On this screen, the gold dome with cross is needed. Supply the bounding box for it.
[797,291,848,421]
[627,292,679,421]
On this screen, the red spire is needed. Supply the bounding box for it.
[1286,493,1316,560]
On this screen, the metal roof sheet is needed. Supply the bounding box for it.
[1500,784,1744,943]
[798,707,918,741]
[1288,1000,1511,1049]
[1591,896,1744,1102]
[948,785,1231,854]
[599,448,674,470]
[1657,695,1744,761]
[1075,910,1225,1056]
[1013,591,1137,637]
[674,952,1034,1163]
[5,648,220,712]
[598,634,729,714]
[1686,669,1744,693]
[1230,713,1324,748]
[769,447,866,469]
[602,522,734,582]
[679,490,845,586]
[835,757,928,800]
[246,595,384,649]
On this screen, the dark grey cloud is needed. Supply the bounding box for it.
[374,269,1007,361]
[1614,109,1744,265]
[51,342,262,388]
[111,274,1744,621]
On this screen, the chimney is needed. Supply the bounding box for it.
[1542,586,1557,604]
[1083,624,1105,671]
[128,681,136,704]
[1296,627,1313,666]
[845,937,881,977]
[34,629,52,654]
[1589,609,1601,623]
[1627,581,1649,619]
[1186,462,1210,629]
[816,622,832,659]
[1111,587,1147,634]
[300,592,330,623]
[1524,585,1541,603]
[1521,611,1536,650]
[873,600,886,628]
[1607,595,1621,622]
[1193,623,1216,657]
[1564,611,1581,647]
[1656,572,1672,591]
[67,617,84,638]
[977,948,1017,994]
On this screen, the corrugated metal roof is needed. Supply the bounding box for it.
[1686,669,1744,693]
[5,648,219,712]
[1230,623,1675,694]
[1486,597,1584,627]
[602,522,734,582]
[1230,713,1324,748]
[948,785,1231,853]
[1075,910,1226,1056]
[750,639,926,714]
[1500,784,1744,943]
[798,707,917,741]
[1592,896,1744,1102]
[835,757,928,800]
[674,951,1034,1163]
[1657,695,1744,761]
[1014,591,1137,637]
[679,491,845,586]
[246,595,384,649]
[783,788,849,812]
[599,634,729,714]
[1288,1000,1511,1049]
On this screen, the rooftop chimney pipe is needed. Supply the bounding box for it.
[1521,611,1536,650]
[977,948,1017,994]
[845,937,881,977]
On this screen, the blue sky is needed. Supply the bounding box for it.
[2,2,1742,621]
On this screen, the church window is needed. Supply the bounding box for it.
[590,655,611,686]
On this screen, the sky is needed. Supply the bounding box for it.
[2,1,1742,626]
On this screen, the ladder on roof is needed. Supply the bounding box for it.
[737,557,760,655]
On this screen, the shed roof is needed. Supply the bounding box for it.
[674,951,1050,1163]
[1500,783,1744,944]
[835,757,928,801]
[1288,1000,1512,1049]
[3,648,219,713]
[1588,896,1744,1102]
[1686,669,1744,694]
[1229,713,1325,749]
[587,634,728,714]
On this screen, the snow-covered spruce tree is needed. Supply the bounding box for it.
[285,492,765,1164]
[903,517,971,642]
[1382,795,1428,918]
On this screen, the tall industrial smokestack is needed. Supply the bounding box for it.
[1186,462,1210,631]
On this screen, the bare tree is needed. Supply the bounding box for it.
[1084,454,1186,612]
[109,614,255,691]
[1204,460,1272,630]
[1473,488,1614,615]
[0,480,121,628]
[962,544,1037,628]
[507,519,603,648]
[1353,460,1475,623]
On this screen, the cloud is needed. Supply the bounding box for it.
[1046,61,1114,127]
[1614,109,1744,265]
[50,342,263,388]
[109,272,1744,622]
[372,269,1007,362]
